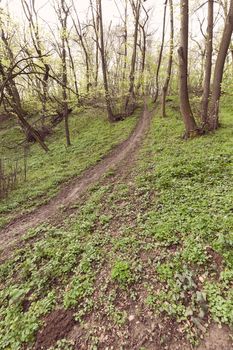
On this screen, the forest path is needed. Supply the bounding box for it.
[0,103,152,260]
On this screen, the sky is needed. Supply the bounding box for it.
[2,0,164,35]
[3,0,158,23]
[0,0,225,48]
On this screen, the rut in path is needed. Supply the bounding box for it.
[0,104,152,258]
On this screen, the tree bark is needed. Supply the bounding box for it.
[21,0,50,126]
[56,0,71,146]
[0,30,49,152]
[1,72,49,152]
[90,0,100,89]
[72,2,91,93]
[178,0,197,136]
[201,0,213,126]
[66,36,79,97]
[208,0,233,130]
[161,0,174,117]
[123,0,128,82]
[98,0,114,122]
[125,0,140,113]
[154,0,168,104]
[136,3,149,95]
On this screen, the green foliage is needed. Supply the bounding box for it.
[0,290,55,350]
[63,274,94,309]
[111,260,132,286]
[0,99,233,348]
[0,185,106,349]
[0,107,139,227]
[107,304,127,326]
[48,339,75,350]
[204,282,233,325]
[137,100,233,334]
[182,237,207,265]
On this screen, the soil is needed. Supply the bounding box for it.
[197,324,232,350]
[0,103,151,260]
[0,113,9,123]
[35,309,75,350]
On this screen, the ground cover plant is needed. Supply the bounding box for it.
[1,0,233,348]
[0,107,139,227]
[0,101,232,349]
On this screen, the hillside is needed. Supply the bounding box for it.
[0,101,232,350]
[0,0,233,348]
[0,107,139,228]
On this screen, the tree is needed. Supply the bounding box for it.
[161,0,174,117]
[125,0,141,114]
[0,17,49,152]
[201,0,213,126]
[154,0,168,104]
[137,3,150,95]
[97,0,114,122]
[90,0,100,89]
[72,1,90,94]
[21,0,50,126]
[178,0,198,137]
[208,0,233,130]
[55,0,71,146]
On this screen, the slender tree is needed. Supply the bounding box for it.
[161,0,174,117]
[154,0,168,104]
[136,3,150,94]
[178,0,198,136]
[123,0,128,82]
[201,0,213,126]
[72,1,91,93]
[55,0,71,146]
[208,0,233,129]
[97,0,114,121]
[125,0,141,113]
[90,0,100,88]
[21,0,50,126]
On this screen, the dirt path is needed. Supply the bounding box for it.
[0,104,152,259]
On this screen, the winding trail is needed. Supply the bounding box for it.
[0,103,152,258]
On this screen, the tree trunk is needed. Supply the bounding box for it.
[21,0,50,126]
[9,85,49,152]
[66,37,79,97]
[62,37,71,146]
[154,0,168,104]
[0,61,49,152]
[161,0,174,117]
[178,0,197,136]
[123,0,128,82]
[72,3,91,93]
[201,0,213,126]
[89,0,100,89]
[98,0,114,121]
[60,0,71,146]
[208,0,233,130]
[136,3,150,95]
[125,0,140,113]
[231,42,233,74]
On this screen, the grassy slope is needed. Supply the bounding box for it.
[0,101,232,349]
[0,107,139,227]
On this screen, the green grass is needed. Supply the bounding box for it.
[0,100,232,349]
[0,107,139,227]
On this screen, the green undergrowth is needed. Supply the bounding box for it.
[0,100,232,349]
[0,107,139,227]
[139,101,233,341]
[0,185,109,349]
